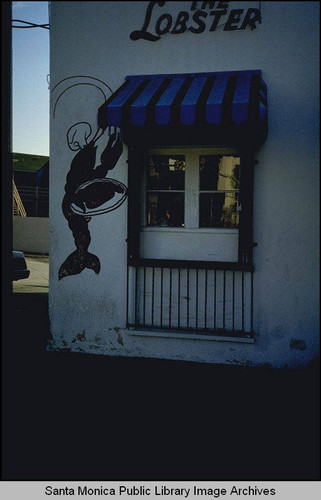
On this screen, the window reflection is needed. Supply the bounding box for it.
[146,155,185,227]
[200,155,239,191]
[147,193,184,227]
[199,155,240,228]
[200,192,239,228]
[147,155,185,190]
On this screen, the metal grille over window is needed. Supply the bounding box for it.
[127,265,254,338]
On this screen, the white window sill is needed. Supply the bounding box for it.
[141,227,239,234]
[127,328,254,343]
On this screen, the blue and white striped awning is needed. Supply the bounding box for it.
[98,70,267,133]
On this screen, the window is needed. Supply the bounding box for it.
[128,146,256,269]
[103,70,266,336]
[136,148,241,262]
[143,148,240,230]
[127,146,256,337]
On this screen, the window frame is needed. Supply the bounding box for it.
[143,146,241,230]
[127,145,256,272]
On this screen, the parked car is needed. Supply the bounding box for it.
[12,251,30,281]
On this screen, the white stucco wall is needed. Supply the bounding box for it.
[49,1,319,368]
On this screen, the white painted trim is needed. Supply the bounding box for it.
[141,227,238,234]
[127,328,255,344]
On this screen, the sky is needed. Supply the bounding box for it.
[12,1,50,156]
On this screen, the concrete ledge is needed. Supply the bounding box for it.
[128,328,255,343]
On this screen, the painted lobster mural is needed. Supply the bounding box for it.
[52,77,127,280]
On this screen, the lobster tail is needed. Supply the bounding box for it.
[59,195,101,280]
[58,249,100,280]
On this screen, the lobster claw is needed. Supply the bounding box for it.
[100,129,123,171]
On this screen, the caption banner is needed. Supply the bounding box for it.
[0,482,320,500]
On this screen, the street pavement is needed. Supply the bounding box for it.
[12,253,49,293]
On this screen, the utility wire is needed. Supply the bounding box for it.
[12,3,261,32]
[12,19,49,30]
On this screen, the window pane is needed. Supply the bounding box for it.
[200,155,240,191]
[147,155,185,190]
[200,192,239,228]
[146,193,184,227]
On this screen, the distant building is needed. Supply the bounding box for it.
[13,152,49,217]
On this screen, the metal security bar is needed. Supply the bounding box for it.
[127,264,254,338]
